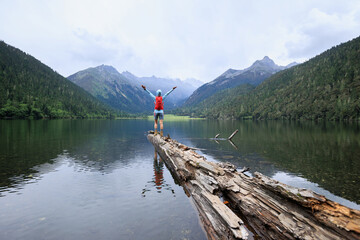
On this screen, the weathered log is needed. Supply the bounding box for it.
[215,133,221,138]
[147,132,360,240]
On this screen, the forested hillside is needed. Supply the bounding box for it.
[177,36,360,121]
[0,41,117,119]
[176,84,255,118]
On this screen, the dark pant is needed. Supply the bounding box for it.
[154,112,164,120]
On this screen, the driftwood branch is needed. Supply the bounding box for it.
[147,132,360,240]
[228,129,239,140]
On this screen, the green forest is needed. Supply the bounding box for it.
[0,41,124,119]
[176,36,360,121]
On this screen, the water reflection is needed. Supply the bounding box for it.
[0,119,151,195]
[1,119,359,207]
[142,150,175,197]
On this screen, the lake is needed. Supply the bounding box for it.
[0,119,359,239]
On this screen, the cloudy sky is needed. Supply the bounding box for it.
[1,0,360,82]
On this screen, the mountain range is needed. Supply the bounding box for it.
[68,57,292,114]
[2,34,359,121]
[185,56,297,106]
[177,36,360,120]
[68,66,202,112]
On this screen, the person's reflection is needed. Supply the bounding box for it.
[141,149,175,197]
[153,151,164,190]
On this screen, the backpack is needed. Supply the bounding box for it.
[155,96,163,110]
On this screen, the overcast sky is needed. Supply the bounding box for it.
[1,0,360,82]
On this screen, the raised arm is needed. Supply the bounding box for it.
[163,86,177,100]
[142,85,156,100]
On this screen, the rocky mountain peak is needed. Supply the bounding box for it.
[250,56,278,70]
[95,64,119,74]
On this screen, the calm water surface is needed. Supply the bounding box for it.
[0,119,359,239]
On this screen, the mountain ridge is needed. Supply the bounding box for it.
[177,36,360,121]
[185,56,297,106]
[68,65,154,113]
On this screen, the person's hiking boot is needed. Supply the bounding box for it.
[160,130,163,137]
[154,130,158,135]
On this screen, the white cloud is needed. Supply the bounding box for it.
[1,0,360,82]
[286,6,360,59]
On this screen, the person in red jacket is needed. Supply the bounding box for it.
[142,85,176,136]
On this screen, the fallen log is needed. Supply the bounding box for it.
[147,132,360,240]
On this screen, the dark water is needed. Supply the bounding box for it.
[0,120,360,239]
[0,120,207,240]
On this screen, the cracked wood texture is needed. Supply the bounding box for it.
[147,132,360,240]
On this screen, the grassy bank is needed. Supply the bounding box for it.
[147,114,204,121]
